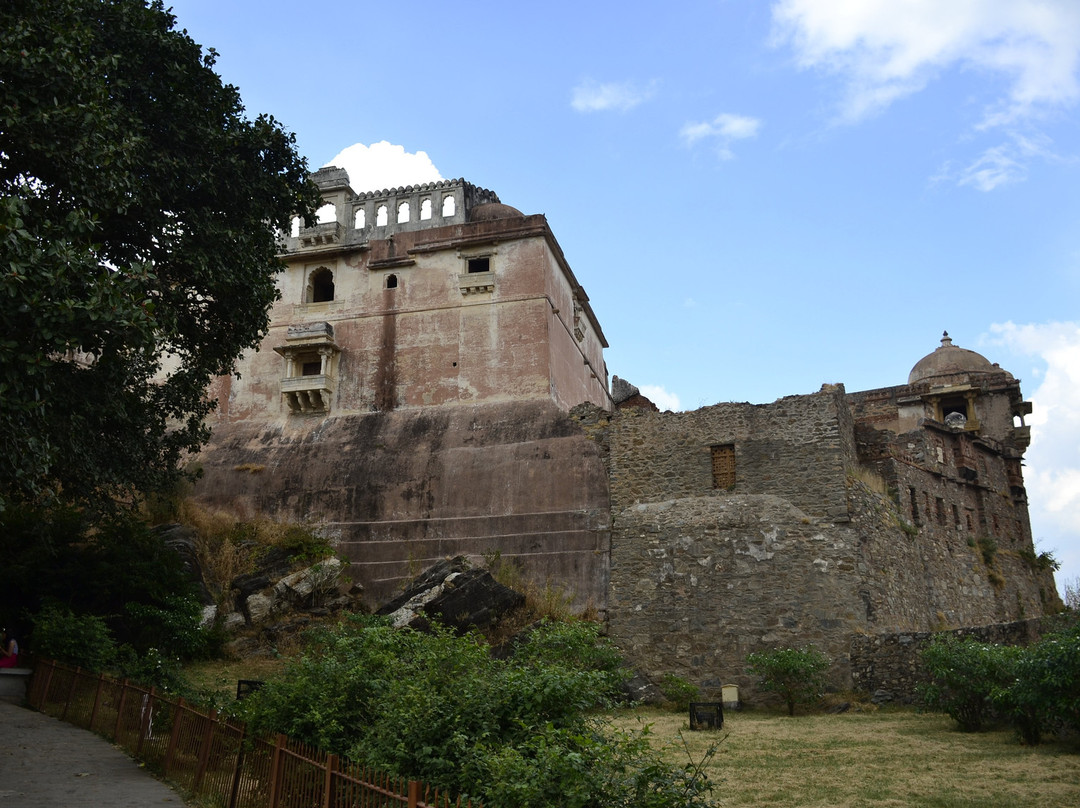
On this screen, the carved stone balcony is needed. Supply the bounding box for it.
[298,221,343,248]
[281,374,335,413]
[458,271,494,295]
[1012,425,1031,450]
[274,322,341,413]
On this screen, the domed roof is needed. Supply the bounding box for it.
[469,202,524,221]
[908,332,1010,385]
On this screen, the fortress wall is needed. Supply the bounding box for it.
[605,494,869,700]
[572,392,1056,698]
[192,401,611,609]
[600,475,1055,700]
[579,387,854,520]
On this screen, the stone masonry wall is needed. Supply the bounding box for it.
[849,618,1055,702]
[605,493,868,701]
[578,386,854,521]
[574,392,1056,701]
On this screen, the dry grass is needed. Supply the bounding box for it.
[182,656,290,700]
[609,706,1080,807]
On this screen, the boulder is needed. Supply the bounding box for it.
[376,556,524,631]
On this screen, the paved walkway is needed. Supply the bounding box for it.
[0,700,189,806]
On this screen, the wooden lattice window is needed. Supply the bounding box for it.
[711,444,736,490]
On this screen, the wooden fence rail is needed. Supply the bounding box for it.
[26,659,478,808]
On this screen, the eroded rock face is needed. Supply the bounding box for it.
[235,556,351,625]
[376,556,524,631]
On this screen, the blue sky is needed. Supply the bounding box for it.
[167,0,1079,595]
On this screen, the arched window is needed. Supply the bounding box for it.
[420,198,432,220]
[316,203,336,224]
[386,274,398,289]
[376,205,388,227]
[442,195,456,217]
[354,208,366,229]
[307,267,335,303]
[397,201,410,223]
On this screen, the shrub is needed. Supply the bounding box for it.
[31,602,116,672]
[976,535,998,566]
[659,673,700,711]
[241,616,717,808]
[918,635,1017,732]
[746,646,829,716]
[992,622,1080,744]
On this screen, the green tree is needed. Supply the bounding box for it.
[0,0,319,512]
[746,646,830,716]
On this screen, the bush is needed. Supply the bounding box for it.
[659,673,700,711]
[241,616,717,808]
[746,646,829,716]
[918,635,1018,732]
[31,602,116,671]
[991,622,1080,744]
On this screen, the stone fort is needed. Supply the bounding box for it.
[193,168,1060,694]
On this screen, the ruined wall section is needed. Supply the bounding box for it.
[193,401,611,609]
[573,388,1056,699]
[590,387,854,521]
[604,494,869,700]
[854,424,1055,621]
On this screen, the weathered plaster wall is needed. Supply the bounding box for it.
[193,401,611,608]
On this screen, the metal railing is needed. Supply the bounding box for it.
[27,659,478,808]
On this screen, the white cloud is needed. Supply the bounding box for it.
[985,321,1080,594]
[771,0,1080,126]
[323,142,442,194]
[639,385,682,412]
[571,79,657,113]
[680,113,762,160]
[933,131,1065,191]
[957,143,1027,191]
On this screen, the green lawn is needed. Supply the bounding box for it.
[609,706,1080,808]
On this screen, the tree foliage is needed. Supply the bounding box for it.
[746,646,830,716]
[0,505,213,665]
[240,617,719,808]
[0,0,319,511]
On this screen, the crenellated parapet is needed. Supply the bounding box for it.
[285,170,503,252]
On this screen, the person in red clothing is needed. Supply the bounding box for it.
[0,628,19,668]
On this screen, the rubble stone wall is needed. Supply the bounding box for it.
[849,618,1052,702]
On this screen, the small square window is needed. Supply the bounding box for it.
[711,444,736,490]
[467,256,490,274]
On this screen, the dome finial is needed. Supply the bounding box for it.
[940,331,952,348]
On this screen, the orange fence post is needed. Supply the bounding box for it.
[408,780,420,808]
[267,733,287,808]
[113,678,130,743]
[60,666,81,722]
[227,724,247,808]
[322,753,338,808]
[164,697,186,775]
[88,672,106,733]
[192,708,216,794]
